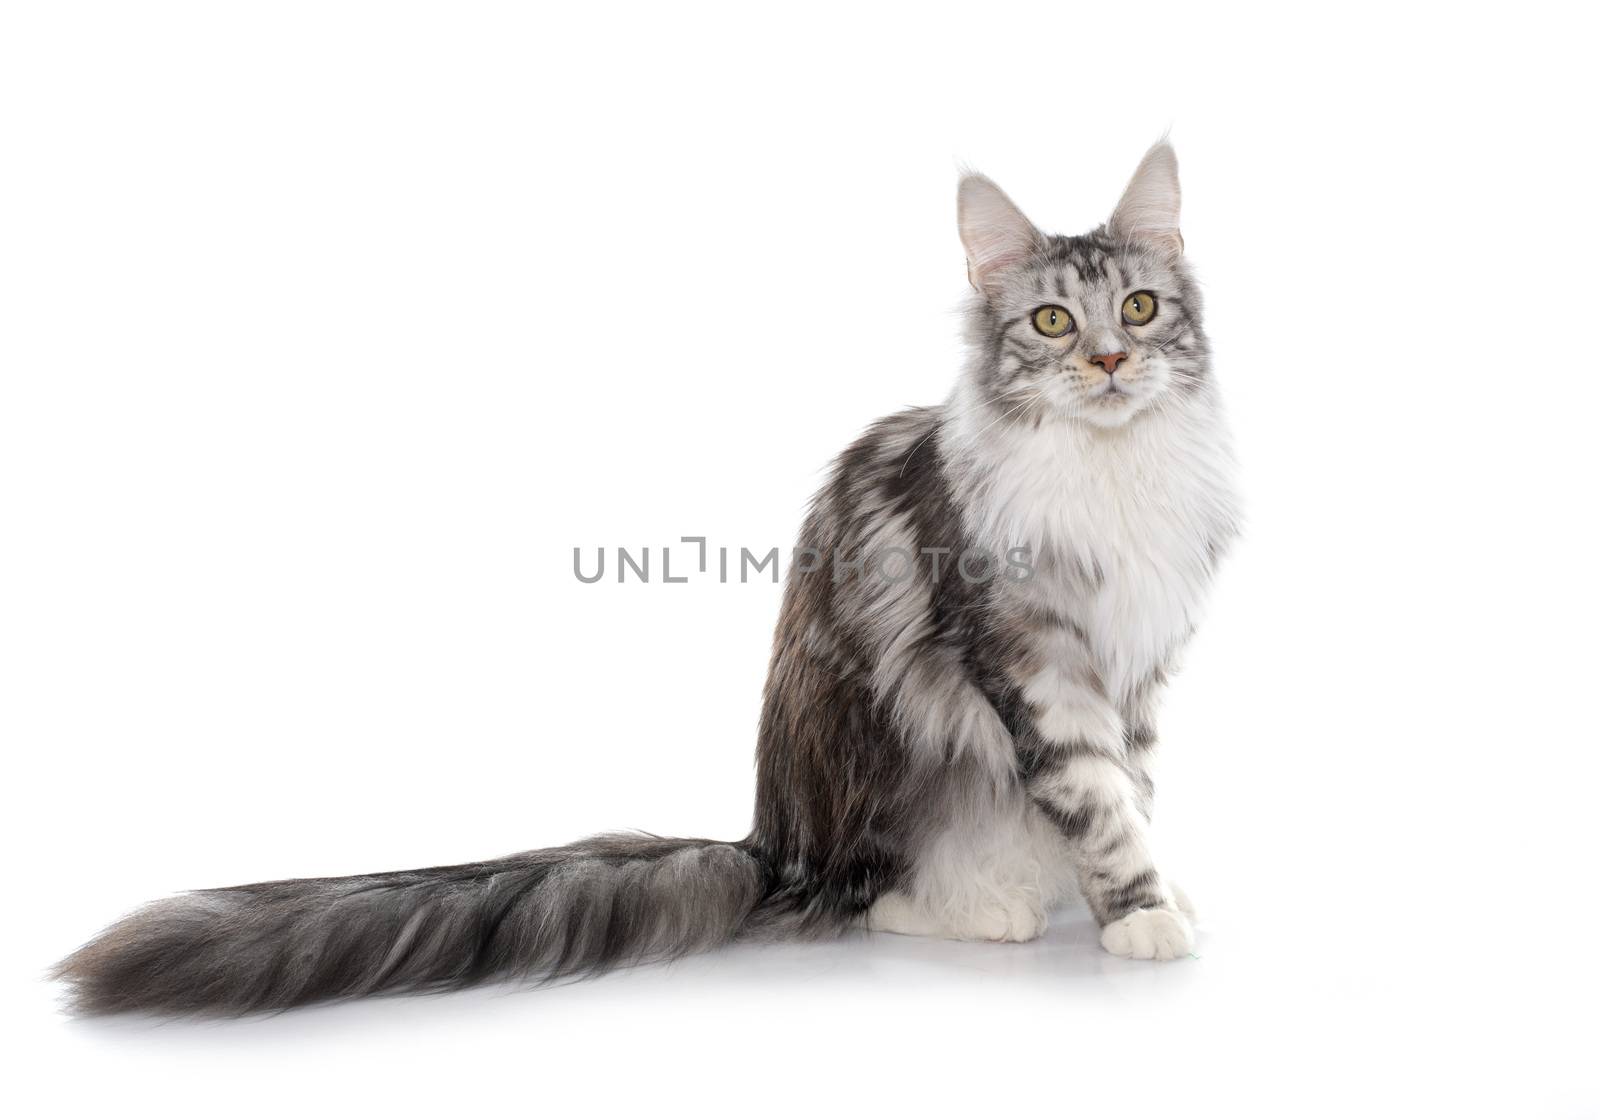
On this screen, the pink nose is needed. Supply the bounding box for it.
[1089,351,1129,374]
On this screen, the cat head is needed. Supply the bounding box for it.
[957,141,1207,430]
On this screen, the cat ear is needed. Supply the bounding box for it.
[958,173,1041,298]
[1108,140,1184,257]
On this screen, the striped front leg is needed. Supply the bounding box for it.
[1015,635,1193,960]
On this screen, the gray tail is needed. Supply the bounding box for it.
[54,833,771,1017]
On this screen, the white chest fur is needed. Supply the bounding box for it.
[949,397,1239,703]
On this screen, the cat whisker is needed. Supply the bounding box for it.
[899,386,1038,477]
[965,388,1049,442]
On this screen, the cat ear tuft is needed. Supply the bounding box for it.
[1108,141,1183,257]
[957,173,1040,298]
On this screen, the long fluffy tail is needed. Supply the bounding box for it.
[54,834,770,1016]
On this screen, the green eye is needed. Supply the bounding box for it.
[1122,291,1158,326]
[1032,305,1074,338]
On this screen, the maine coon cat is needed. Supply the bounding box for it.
[56,141,1239,1015]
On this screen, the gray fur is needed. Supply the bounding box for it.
[55,835,766,1015]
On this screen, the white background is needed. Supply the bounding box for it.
[3,2,1597,1116]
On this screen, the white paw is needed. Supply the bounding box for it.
[959,894,1048,943]
[1100,907,1194,961]
[867,889,1047,943]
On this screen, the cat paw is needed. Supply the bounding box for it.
[962,895,1048,943]
[868,889,1047,942]
[1099,907,1194,961]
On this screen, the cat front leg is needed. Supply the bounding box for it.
[1027,738,1193,960]
[1017,665,1193,960]
[872,634,1019,784]
[1119,681,1199,922]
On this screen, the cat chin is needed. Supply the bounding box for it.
[1076,396,1149,429]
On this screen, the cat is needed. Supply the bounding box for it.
[55,140,1239,1015]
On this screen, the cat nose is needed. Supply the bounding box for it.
[1089,351,1129,374]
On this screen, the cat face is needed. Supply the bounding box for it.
[957,143,1207,430]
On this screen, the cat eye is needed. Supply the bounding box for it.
[1032,305,1074,338]
[1121,291,1158,326]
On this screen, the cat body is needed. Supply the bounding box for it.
[56,141,1239,1015]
